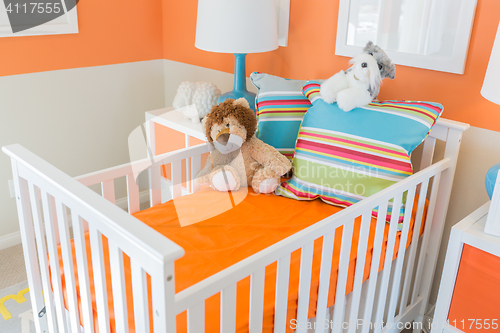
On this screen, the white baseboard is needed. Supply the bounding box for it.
[115,190,151,210]
[0,231,21,251]
[1,190,162,252]
[0,191,149,252]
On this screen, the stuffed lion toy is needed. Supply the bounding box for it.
[196,98,291,194]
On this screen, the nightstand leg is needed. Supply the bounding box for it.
[146,117,156,157]
[185,134,191,192]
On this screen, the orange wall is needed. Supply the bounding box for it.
[162,0,500,132]
[2,0,499,131]
[0,0,163,77]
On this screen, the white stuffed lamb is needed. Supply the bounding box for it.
[173,81,221,123]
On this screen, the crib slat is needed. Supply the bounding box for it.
[361,202,388,333]
[419,136,436,172]
[399,179,429,314]
[149,166,162,206]
[55,199,81,332]
[89,224,111,333]
[41,191,68,332]
[411,173,441,304]
[109,240,129,333]
[185,134,191,192]
[314,231,335,333]
[346,211,372,333]
[101,179,115,204]
[28,184,58,333]
[48,191,60,245]
[274,254,291,333]
[127,174,140,214]
[192,152,201,193]
[172,160,182,199]
[151,263,176,333]
[373,193,404,333]
[331,220,355,333]
[249,268,266,333]
[221,284,237,333]
[188,301,205,333]
[16,178,48,333]
[132,259,150,333]
[387,186,417,321]
[296,242,315,333]
[72,215,95,333]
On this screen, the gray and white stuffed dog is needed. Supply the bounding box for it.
[320,41,395,112]
[320,53,381,112]
[363,41,396,87]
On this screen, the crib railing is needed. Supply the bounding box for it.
[75,143,210,210]
[3,144,188,333]
[3,118,466,333]
[174,158,448,333]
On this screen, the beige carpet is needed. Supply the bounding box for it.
[0,244,27,290]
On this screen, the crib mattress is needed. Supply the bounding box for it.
[59,188,425,333]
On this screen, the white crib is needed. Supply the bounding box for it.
[3,117,468,333]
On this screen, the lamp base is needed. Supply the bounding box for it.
[485,165,500,237]
[217,90,256,112]
[486,163,500,199]
[217,53,256,113]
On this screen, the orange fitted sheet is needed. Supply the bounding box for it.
[59,188,425,333]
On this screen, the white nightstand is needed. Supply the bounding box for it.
[432,202,500,333]
[145,107,206,154]
[145,108,207,202]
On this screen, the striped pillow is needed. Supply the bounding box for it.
[251,72,321,160]
[276,81,443,221]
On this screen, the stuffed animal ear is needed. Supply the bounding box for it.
[201,116,208,133]
[364,41,375,53]
[387,64,396,79]
[233,98,250,109]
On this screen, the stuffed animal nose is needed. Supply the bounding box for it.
[216,128,230,141]
[214,134,243,154]
[361,62,367,68]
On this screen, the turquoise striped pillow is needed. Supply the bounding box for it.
[276,81,444,221]
[251,72,321,160]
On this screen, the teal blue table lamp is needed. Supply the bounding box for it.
[481,21,500,236]
[481,21,500,200]
[195,0,279,112]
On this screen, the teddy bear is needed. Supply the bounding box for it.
[196,98,291,194]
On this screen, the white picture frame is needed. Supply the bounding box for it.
[276,0,290,47]
[335,0,478,74]
[0,1,78,38]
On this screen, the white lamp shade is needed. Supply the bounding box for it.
[482,22,500,105]
[195,0,278,54]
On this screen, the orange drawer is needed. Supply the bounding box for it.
[447,244,500,332]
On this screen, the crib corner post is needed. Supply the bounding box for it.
[414,127,465,322]
[10,160,49,333]
[152,261,178,333]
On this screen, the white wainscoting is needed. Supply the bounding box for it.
[0,60,165,239]
[162,59,257,107]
